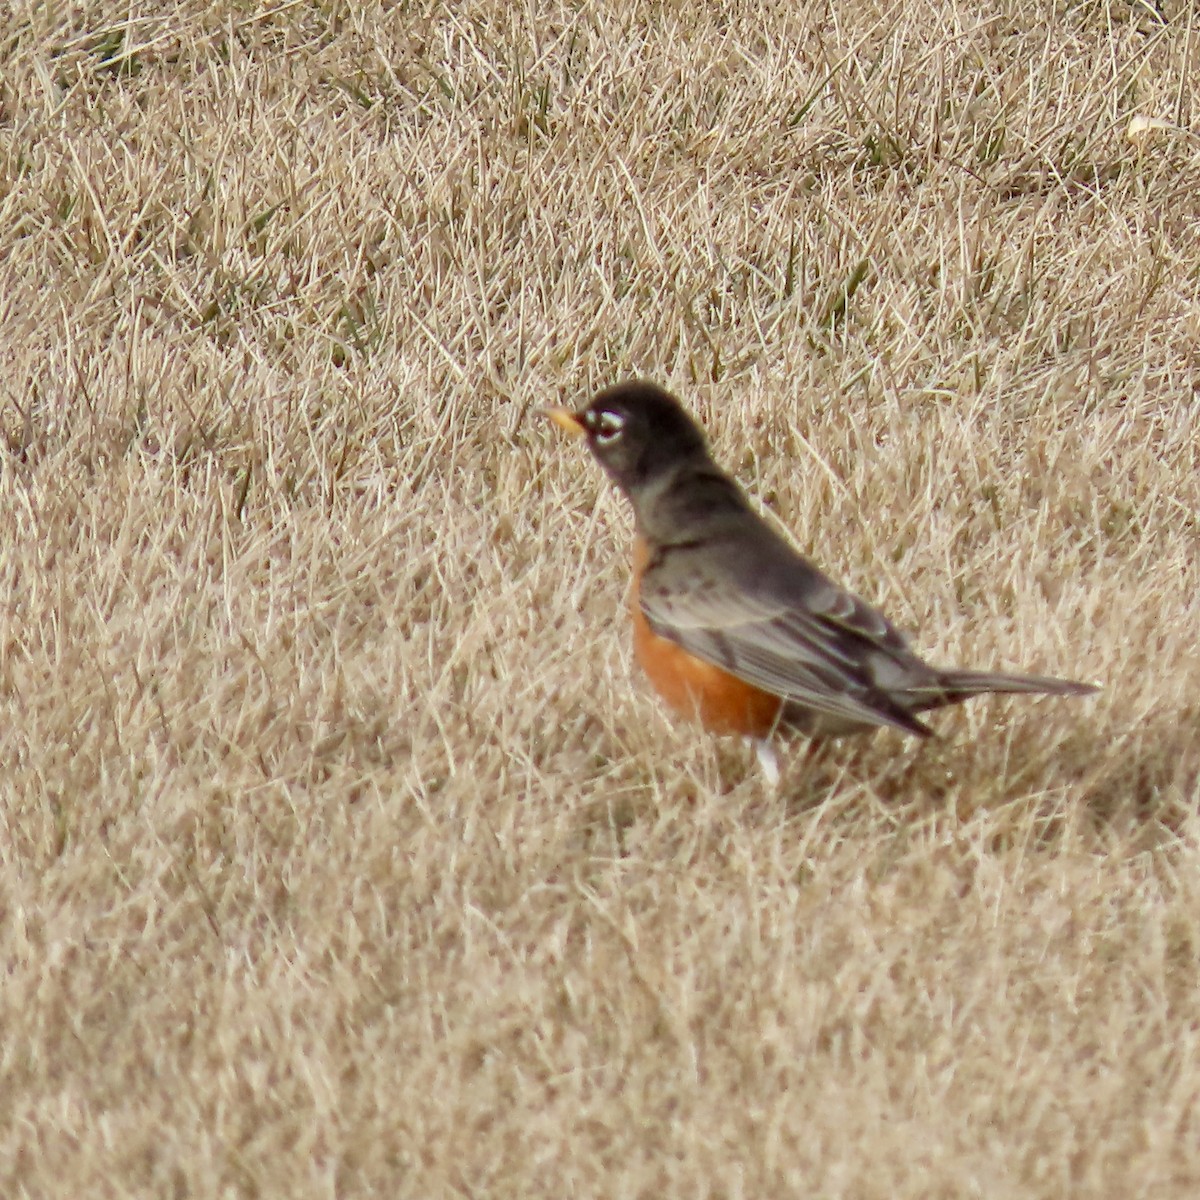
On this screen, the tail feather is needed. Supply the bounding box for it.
[782,667,1099,737]
[917,668,1100,709]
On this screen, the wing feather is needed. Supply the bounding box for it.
[639,533,931,734]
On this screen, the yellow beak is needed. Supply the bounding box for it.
[538,406,586,437]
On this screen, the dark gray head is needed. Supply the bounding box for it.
[551,381,711,496]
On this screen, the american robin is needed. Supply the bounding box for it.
[542,381,1098,784]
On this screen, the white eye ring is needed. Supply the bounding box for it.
[592,409,625,443]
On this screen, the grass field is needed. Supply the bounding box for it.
[2,0,1199,1195]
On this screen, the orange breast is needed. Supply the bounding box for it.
[630,537,783,738]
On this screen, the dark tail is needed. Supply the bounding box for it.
[915,668,1100,712]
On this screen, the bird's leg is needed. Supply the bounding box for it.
[752,739,781,788]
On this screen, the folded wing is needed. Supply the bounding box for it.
[639,531,936,736]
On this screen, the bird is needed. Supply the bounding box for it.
[540,381,1098,785]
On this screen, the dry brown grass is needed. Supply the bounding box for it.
[2,0,1199,1194]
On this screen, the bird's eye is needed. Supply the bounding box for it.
[591,409,625,444]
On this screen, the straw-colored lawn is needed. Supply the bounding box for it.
[2,1,1198,1194]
